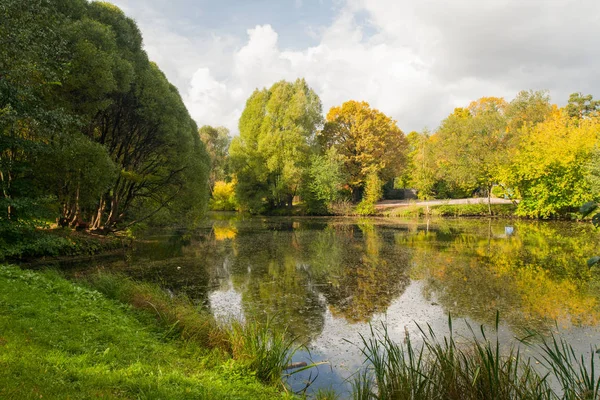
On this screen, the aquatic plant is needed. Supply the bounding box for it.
[351,314,599,400]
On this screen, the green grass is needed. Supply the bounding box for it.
[351,315,599,400]
[384,205,428,218]
[84,272,316,389]
[431,203,516,217]
[0,265,291,399]
[383,203,516,218]
[84,272,223,349]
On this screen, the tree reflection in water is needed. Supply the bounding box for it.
[72,216,600,342]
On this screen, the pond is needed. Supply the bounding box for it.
[61,214,600,396]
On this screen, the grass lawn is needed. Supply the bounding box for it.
[0,265,290,399]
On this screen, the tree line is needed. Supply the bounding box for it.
[1,0,210,241]
[204,79,409,215]
[205,81,600,218]
[402,91,600,218]
[3,0,598,239]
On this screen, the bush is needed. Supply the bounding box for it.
[329,199,354,216]
[356,172,383,216]
[210,181,238,211]
[0,228,124,261]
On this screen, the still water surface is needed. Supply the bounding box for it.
[64,215,600,395]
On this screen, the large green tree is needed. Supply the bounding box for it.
[230,79,323,212]
[0,0,211,232]
[434,97,509,212]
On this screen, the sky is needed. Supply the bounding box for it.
[106,0,600,134]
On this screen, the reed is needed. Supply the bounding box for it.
[352,315,598,400]
[227,317,298,386]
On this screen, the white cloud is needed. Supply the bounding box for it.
[184,9,441,133]
[114,0,600,134]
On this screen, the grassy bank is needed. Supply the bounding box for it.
[0,228,126,262]
[382,203,517,218]
[0,265,292,399]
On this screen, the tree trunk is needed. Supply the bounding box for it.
[487,184,492,216]
[0,169,11,220]
[352,186,363,203]
[90,196,106,230]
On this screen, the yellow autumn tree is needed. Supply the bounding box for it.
[505,106,600,218]
[319,101,407,201]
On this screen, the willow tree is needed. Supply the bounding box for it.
[230,79,323,212]
[1,0,210,232]
[0,0,72,226]
[319,101,407,201]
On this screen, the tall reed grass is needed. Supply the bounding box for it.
[352,315,599,400]
[226,317,315,387]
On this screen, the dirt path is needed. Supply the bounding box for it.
[375,197,515,210]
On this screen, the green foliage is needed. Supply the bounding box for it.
[0,0,211,232]
[566,92,600,119]
[353,317,599,400]
[435,98,509,201]
[580,201,600,267]
[405,130,438,200]
[491,184,506,198]
[301,148,345,214]
[230,79,323,213]
[36,134,117,224]
[199,125,231,188]
[356,172,383,215]
[0,229,124,261]
[507,109,598,218]
[210,180,238,211]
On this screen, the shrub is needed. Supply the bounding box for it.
[356,172,383,216]
[329,199,354,216]
[210,181,238,211]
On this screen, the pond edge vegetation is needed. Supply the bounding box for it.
[352,314,600,400]
[2,264,598,399]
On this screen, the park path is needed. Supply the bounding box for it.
[375,197,514,210]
